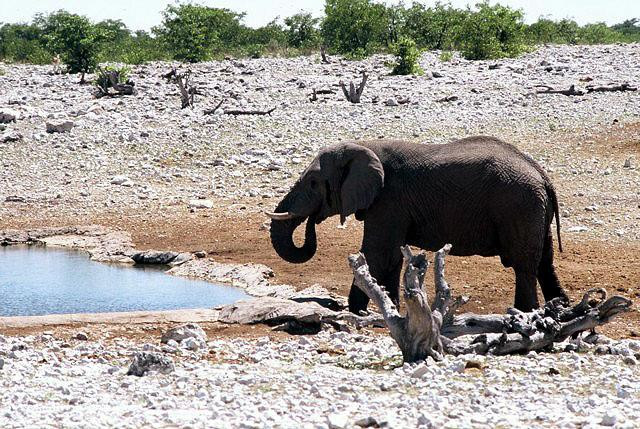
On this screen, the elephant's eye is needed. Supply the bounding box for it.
[309,179,318,189]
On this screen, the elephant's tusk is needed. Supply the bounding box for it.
[265,211,298,220]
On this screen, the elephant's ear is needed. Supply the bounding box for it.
[338,144,384,221]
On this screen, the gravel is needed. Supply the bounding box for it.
[1,44,640,427]
[0,44,638,241]
[0,329,639,428]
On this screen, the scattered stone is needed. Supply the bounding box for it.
[188,199,214,209]
[327,413,349,429]
[0,131,23,143]
[566,226,589,233]
[131,250,179,265]
[384,98,399,106]
[161,323,207,345]
[0,109,19,123]
[45,120,74,133]
[110,175,133,186]
[126,352,175,377]
[75,332,88,341]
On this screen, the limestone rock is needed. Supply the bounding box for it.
[45,120,74,133]
[126,352,175,377]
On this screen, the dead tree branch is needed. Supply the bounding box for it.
[535,84,585,96]
[223,107,276,116]
[94,67,136,98]
[340,71,368,103]
[204,99,225,115]
[175,70,195,109]
[586,83,637,93]
[350,245,632,362]
[320,45,331,64]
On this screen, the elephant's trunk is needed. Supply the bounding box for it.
[269,196,317,264]
[270,216,317,264]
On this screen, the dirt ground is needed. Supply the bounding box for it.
[2,210,638,340]
[1,123,639,341]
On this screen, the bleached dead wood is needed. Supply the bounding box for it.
[95,67,135,98]
[535,84,585,96]
[349,245,632,362]
[586,82,637,93]
[320,45,331,64]
[340,71,368,103]
[224,107,276,116]
[203,99,225,115]
[176,70,195,109]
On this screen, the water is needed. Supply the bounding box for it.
[0,245,248,316]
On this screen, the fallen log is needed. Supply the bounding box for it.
[224,107,276,116]
[586,83,637,93]
[349,245,632,362]
[535,84,585,96]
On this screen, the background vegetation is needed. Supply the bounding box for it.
[1,1,639,70]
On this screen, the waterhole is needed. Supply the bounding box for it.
[0,245,248,316]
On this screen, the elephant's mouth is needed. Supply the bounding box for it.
[268,212,318,264]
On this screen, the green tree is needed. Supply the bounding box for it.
[284,12,321,48]
[322,0,389,56]
[36,11,108,77]
[402,2,465,50]
[578,23,621,44]
[153,4,244,62]
[457,2,526,60]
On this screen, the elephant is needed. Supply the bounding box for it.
[267,136,568,314]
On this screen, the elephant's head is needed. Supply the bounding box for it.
[267,143,384,264]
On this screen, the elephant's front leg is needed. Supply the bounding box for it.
[348,245,404,314]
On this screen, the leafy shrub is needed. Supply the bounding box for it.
[439,50,453,62]
[392,37,422,75]
[457,2,526,60]
[94,64,130,89]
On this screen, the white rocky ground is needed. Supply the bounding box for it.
[1,44,639,241]
[0,328,639,428]
[1,44,640,428]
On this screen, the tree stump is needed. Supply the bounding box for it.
[340,71,368,103]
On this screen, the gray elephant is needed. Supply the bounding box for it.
[268,136,568,313]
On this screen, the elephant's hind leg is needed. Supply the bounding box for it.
[514,268,539,312]
[537,231,568,302]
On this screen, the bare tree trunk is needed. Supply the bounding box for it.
[176,70,195,109]
[320,45,331,64]
[350,245,632,362]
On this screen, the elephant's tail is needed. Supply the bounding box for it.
[546,182,563,253]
